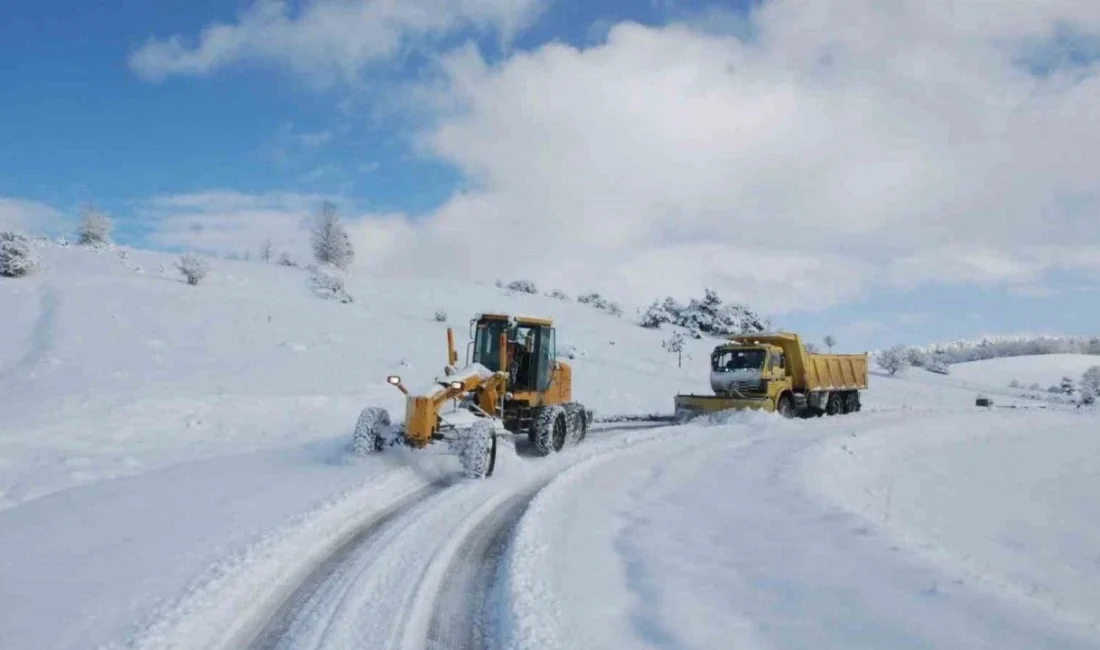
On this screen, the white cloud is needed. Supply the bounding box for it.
[141,191,335,261]
[342,1,1100,314]
[0,198,63,235]
[128,0,545,86]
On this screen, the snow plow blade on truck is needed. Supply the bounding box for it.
[352,313,592,478]
[674,332,868,420]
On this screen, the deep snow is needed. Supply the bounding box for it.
[1,241,1098,649]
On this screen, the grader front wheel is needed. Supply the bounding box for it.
[457,419,497,478]
[353,406,390,455]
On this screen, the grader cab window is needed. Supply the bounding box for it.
[472,320,509,371]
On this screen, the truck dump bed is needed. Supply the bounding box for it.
[803,353,868,392]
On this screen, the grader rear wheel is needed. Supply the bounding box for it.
[533,405,567,456]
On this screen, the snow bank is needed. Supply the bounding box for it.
[801,408,1100,634]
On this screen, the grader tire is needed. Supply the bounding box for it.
[533,405,567,456]
[564,402,588,444]
[457,419,497,479]
[353,406,390,455]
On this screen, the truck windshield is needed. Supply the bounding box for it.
[713,349,766,371]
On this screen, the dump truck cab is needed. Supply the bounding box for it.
[710,343,789,396]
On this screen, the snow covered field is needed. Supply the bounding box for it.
[1,242,1098,649]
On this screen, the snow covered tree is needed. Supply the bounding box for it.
[308,265,352,303]
[260,238,273,263]
[640,297,678,328]
[824,335,836,352]
[1060,376,1076,395]
[176,252,209,285]
[678,289,770,336]
[546,289,569,300]
[875,344,910,375]
[0,232,40,277]
[1080,366,1100,395]
[1008,379,1021,388]
[662,330,686,368]
[77,206,112,246]
[310,201,354,270]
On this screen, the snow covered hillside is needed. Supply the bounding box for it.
[1,241,1097,650]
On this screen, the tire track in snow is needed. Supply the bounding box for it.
[424,481,548,650]
[245,476,458,650]
[0,282,58,394]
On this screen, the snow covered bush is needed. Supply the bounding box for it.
[77,207,113,246]
[1008,379,1021,388]
[308,265,352,303]
[1060,376,1076,395]
[1081,366,1100,395]
[506,279,538,294]
[577,292,623,317]
[434,310,447,322]
[310,201,354,270]
[546,289,569,300]
[277,252,296,267]
[176,253,210,285]
[875,345,910,375]
[0,231,40,277]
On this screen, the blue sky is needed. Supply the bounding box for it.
[2,0,1099,351]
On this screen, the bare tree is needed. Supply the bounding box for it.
[310,201,354,270]
[824,335,836,352]
[663,330,686,368]
[260,238,273,263]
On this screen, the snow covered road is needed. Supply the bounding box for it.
[505,412,1100,650]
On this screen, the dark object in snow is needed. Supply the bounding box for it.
[975,395,993,408]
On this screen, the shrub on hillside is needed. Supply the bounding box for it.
[546,289,569,301]
[0,232,40,278]
[308,265,352,303]
[506,279,538,294]
[77,206,113,246]
[176,253,210,286]
[577,292,623,317]
[875,345,910,375]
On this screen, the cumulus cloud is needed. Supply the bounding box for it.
[341,0,1100,314]
[141,191,336,261]
[0,198,63,235]
[128,0,545,86]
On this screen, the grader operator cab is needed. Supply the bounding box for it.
[352,313,591,478]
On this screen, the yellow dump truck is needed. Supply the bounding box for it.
[674,332,868,419]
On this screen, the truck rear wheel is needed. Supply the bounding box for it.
[845,391,861,413]
[826,393,844,416]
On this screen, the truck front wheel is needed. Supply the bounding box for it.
[777,394,795,419]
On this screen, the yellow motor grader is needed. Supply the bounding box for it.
[352,313,592,477]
